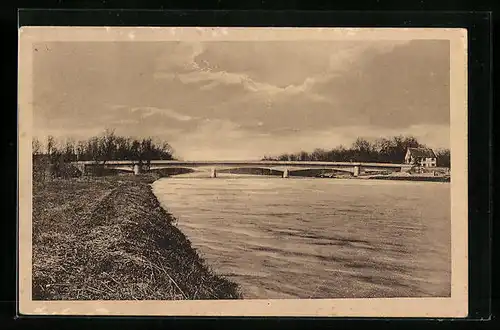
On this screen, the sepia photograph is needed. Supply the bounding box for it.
[18,27,468,317]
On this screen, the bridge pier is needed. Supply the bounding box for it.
[76,163,87,176]
[353,165,360,177]
[133,164,141,175]
[282,168,289,178]
[210,168,217,178]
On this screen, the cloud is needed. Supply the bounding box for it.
[173,67,334,116]
[130,106,195,122]
[155,40,415,117]
[154,42,204,75]
[183,40,411,89]
[177,69,313,95]
[109,104,196,121]
[110,118,140,125]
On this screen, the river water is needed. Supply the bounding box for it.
[152,176,451,299]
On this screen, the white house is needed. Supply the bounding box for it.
[405,147,437,167]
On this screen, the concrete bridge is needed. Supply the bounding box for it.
[73,160,411,178]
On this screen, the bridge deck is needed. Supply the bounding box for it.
[74,160,406,168]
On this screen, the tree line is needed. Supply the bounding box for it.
[32,129,175,165]
[262,135,451,167]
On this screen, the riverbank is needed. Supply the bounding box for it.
[32,173,241,300]
[365,173,450,182]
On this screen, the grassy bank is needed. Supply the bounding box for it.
[367,175,450,182]
[32,173,241,300]
[365,172,450,182]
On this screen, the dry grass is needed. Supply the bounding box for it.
[32,174,241,300]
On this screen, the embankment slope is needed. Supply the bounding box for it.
[32,175,241,300]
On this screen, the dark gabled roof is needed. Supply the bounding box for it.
[407,147,436,158]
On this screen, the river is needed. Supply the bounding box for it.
[152,176,451,299]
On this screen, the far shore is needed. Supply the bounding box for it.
[364,174,450,182]
[162,170,451,182]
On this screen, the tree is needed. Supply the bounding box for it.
[130,139,141,162]
[33,130,176,179]
[46,135,55,156]
[100,129,117,164]
[262,135,429,164]
[299,151,309,161]
[352,137,373,153]
[140,138,154,164]
[76,141,86,161]
[311,148,326,161]
[32,137,42,155]
[159,141,174,160]
[436,149,451,168]
[63,138,76,162]
[86,136,103,163]
[114,136,131,160]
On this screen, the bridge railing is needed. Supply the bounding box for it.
[73,160,406,167]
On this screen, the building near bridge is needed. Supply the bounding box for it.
[404,147,437,167]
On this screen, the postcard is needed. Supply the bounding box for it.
[18,26,468,317]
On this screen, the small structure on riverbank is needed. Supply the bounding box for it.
[405,147,437,167]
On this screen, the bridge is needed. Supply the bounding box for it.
[73,160,411,178]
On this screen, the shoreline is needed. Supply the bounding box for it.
[365,175,450,182]
[158,173,451,183]
[32,173,242,300]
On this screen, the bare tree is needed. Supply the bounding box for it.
[100,129,117,164]
[311,148,326,161]
[76,140,86,161]
[46,135,55,156]
[63,138,76,162]
[32,137,42,155]
[436,148,451,168]
[352,137,373,153]
[299,151,309,161]
[86,137,102,164]
[264,135,429,164]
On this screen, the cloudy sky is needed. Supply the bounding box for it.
[32,39,450,160]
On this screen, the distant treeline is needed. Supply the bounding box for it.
[262,136,451,167]
[32,129,175,164]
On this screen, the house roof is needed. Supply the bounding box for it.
[407,147,436,158]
